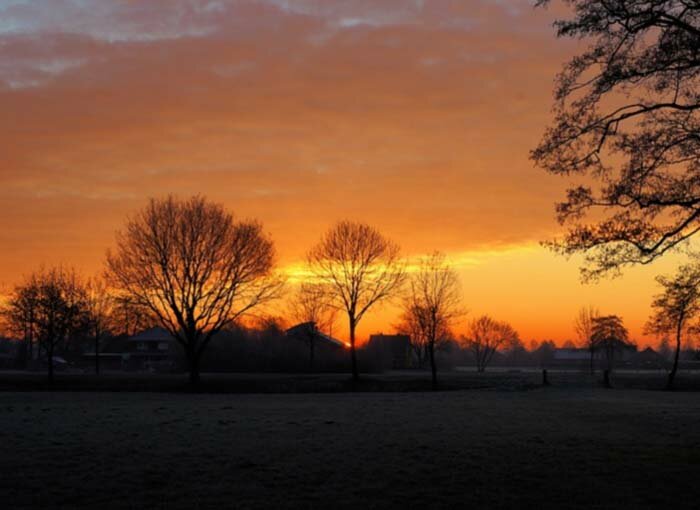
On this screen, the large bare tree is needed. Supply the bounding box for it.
[106,195,282,386]
[401,252,462,390]
[307,221,405,382]
[5,268,86,384]
[287,282,337,371]
[533,1,700,280]
[463,315,519,373]
[646,263,700,389]
[574,305,599,374]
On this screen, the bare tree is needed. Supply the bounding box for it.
[84,276,114,375]
[574,306,599,374]
[401,252,462,390]
[106,195,282,387]
[307,221,405,382]
[533,1,700,280]
[646,264,700,389]
[5,268,86,384]
[288,283,336,371]
[463,316,519,373]
[591,315,629,387]
[2,283,38,366]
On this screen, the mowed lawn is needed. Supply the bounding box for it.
[2,388,700,509]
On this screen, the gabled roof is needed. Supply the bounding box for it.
[129,327,175,342]
[286,322,345,348]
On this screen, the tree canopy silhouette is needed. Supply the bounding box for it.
[646,263,700,389]
[106,195,282,386]
[307,221,405,382]
[4,267,86,384]
[463,315,519,373]
[533,1,700,280]
[401,251,462,390]
[591,314,629,386]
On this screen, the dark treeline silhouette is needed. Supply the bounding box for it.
[3,194,700,390]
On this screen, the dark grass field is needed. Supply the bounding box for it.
[1,368,697,393]
[2,374,700,509]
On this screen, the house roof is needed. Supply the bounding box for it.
[553,348,590,360]
[286,322,345,348]
[129,327,175,342]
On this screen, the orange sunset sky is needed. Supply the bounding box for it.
[0,0,689,346]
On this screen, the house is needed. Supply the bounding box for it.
[122,327,181,371]
[626,347,667,370]
[364,333,412,370]
[551,343,637,369]
[83,327,182,372]
[286,322,346,349]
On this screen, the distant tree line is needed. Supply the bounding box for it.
[3,194,699,390]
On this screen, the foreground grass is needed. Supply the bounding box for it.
[1,388,700,509]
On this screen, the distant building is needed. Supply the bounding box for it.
[626,347,667,370]
[83,327,181,372]
[551,344,637,369]
[365,333,412,370]
[123,327,180,371]
[286,322,345,349]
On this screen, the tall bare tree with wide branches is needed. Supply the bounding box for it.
[106,195,282,386]
[533,1,700,280]
[402,252,462,390]
[307,221,405,382]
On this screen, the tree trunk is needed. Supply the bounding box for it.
[589,346,594,375]
[428,340,438,391]
[94,333,100,376]
[47,342,54,386]
[603,369,611,389]
[349,317,359,383]
[667,318,683,390]
[188,348,201,389]
[309,340,315,373]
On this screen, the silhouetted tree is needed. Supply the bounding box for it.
[401,252,462,390]
[5,268,86,384]
[1,283,38,366]
[288,283,336,371]
[307,221,405,382]
[646,264,700,389]
[591,315,629,387]
[106,195,282,387]
[574,305,599,374]
[395,307,429,369]
[84,276,115,375]
[533,1,700,280]
[463,316,519,373]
